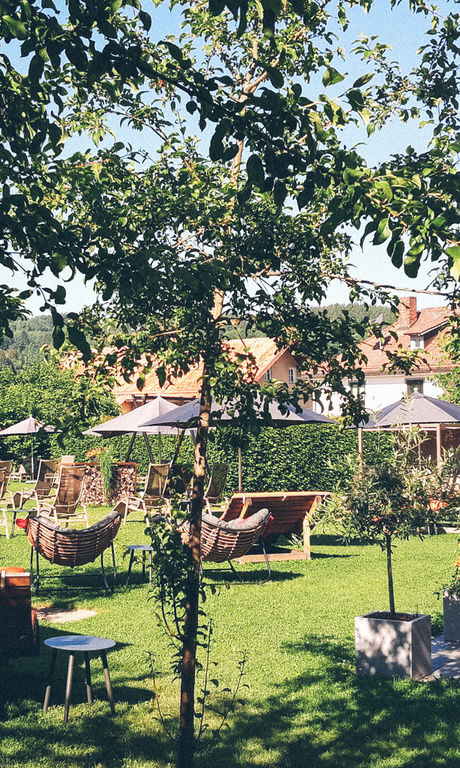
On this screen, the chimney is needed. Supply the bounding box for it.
[398,296,417,328]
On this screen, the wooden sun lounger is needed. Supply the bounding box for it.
[219,491,330,560]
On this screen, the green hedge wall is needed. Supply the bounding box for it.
[2,425,392,493]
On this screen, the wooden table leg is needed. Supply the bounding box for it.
[64,652,75,723]
[142,549,146,581]
[43,648,57,712]
[84,652,93,705]
[100,649,115,714]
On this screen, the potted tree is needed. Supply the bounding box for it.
[327,430,433,679]
[443,544,460,642]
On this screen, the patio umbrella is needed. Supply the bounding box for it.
[86,396,195,462]
[140,397,335,490]
[364,392,460,465]
[0,415,56,478]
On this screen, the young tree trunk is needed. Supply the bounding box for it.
[177,371,211,768]
[385,533,396,616]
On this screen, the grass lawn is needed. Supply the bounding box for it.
[0,499,459,768]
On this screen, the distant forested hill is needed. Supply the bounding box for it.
[221,303,396,339]
[0,303,396,370]
[0,315,53,370]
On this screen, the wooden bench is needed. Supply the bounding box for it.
[219,491,330,561]
[0,567,39,663]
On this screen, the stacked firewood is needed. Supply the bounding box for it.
[112,463,137,501]
[80,462,137,505]
[80,464,105,506]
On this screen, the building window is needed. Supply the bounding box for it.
[264,368,272,382]
[410,337,425,350]
[288,367,297,384]
[406,378,424,396]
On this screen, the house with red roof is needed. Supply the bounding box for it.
[327,296,455,416]
[114,337,301,412]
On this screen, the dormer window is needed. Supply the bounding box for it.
[410,337,424,350]
[264,368,272,382]
[406,378,424,395]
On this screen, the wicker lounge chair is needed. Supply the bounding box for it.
[0,567,39,663]
[204,462,229,513]
[181,507,272,577]
[37,464,88,527]
[26,503,125,593]
[124,463,171,523]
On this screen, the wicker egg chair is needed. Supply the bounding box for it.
[182,507,272,578]
[26,503,125,593]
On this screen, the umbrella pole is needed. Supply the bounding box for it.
[125,433,136,462]
[436,424,442,467]
[357,427,363,468]
[171,429,186,468]
[143,432,155,463]
[31,442,34,480]
[238,446,243,492]
[158,433,162,463]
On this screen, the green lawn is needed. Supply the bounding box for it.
[0,501,459,768]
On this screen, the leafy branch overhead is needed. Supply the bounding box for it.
[1,1,459,346]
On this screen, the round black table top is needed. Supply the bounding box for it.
[44,635,115,653]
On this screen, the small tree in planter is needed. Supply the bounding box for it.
[442,542,460,642]
[326,429,434,678]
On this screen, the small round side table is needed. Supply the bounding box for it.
[43,635,116,722]
[125,544,154,586]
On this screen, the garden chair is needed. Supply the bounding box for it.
[9,464,29,483]
[219,491,330,560]
[181,507,272,578]
[26,502,125,593]
[0,567,39,664]
[7,459,59,533]
[0,469,9,538]
[0,460,13,488]
[204,462,229,513]
[123,463,171,524]
[37,464,88,527]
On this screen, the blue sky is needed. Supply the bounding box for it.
[2,0,455,314]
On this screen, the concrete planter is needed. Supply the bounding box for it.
[443,591,460,642]
[355,611,431,679]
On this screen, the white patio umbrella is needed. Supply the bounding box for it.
[140,397,335,490]
[86,396,195,462]
[0,415,56,478]
[363,392,460,465]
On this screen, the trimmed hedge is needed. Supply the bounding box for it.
[2,424,392,493]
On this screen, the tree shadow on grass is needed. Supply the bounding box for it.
[197,635,460,768]
[202,566,302,584]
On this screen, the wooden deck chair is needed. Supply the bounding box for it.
[37,464,88,527]
[181,508,272,578]
[0,469,9,538]
[0,460,13,489]
[204,462,229,513]
[26,504,124,593]
[7,459,59,533]
[0,567,39,664]
[9,464,29,483]
[123,463,171,524]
